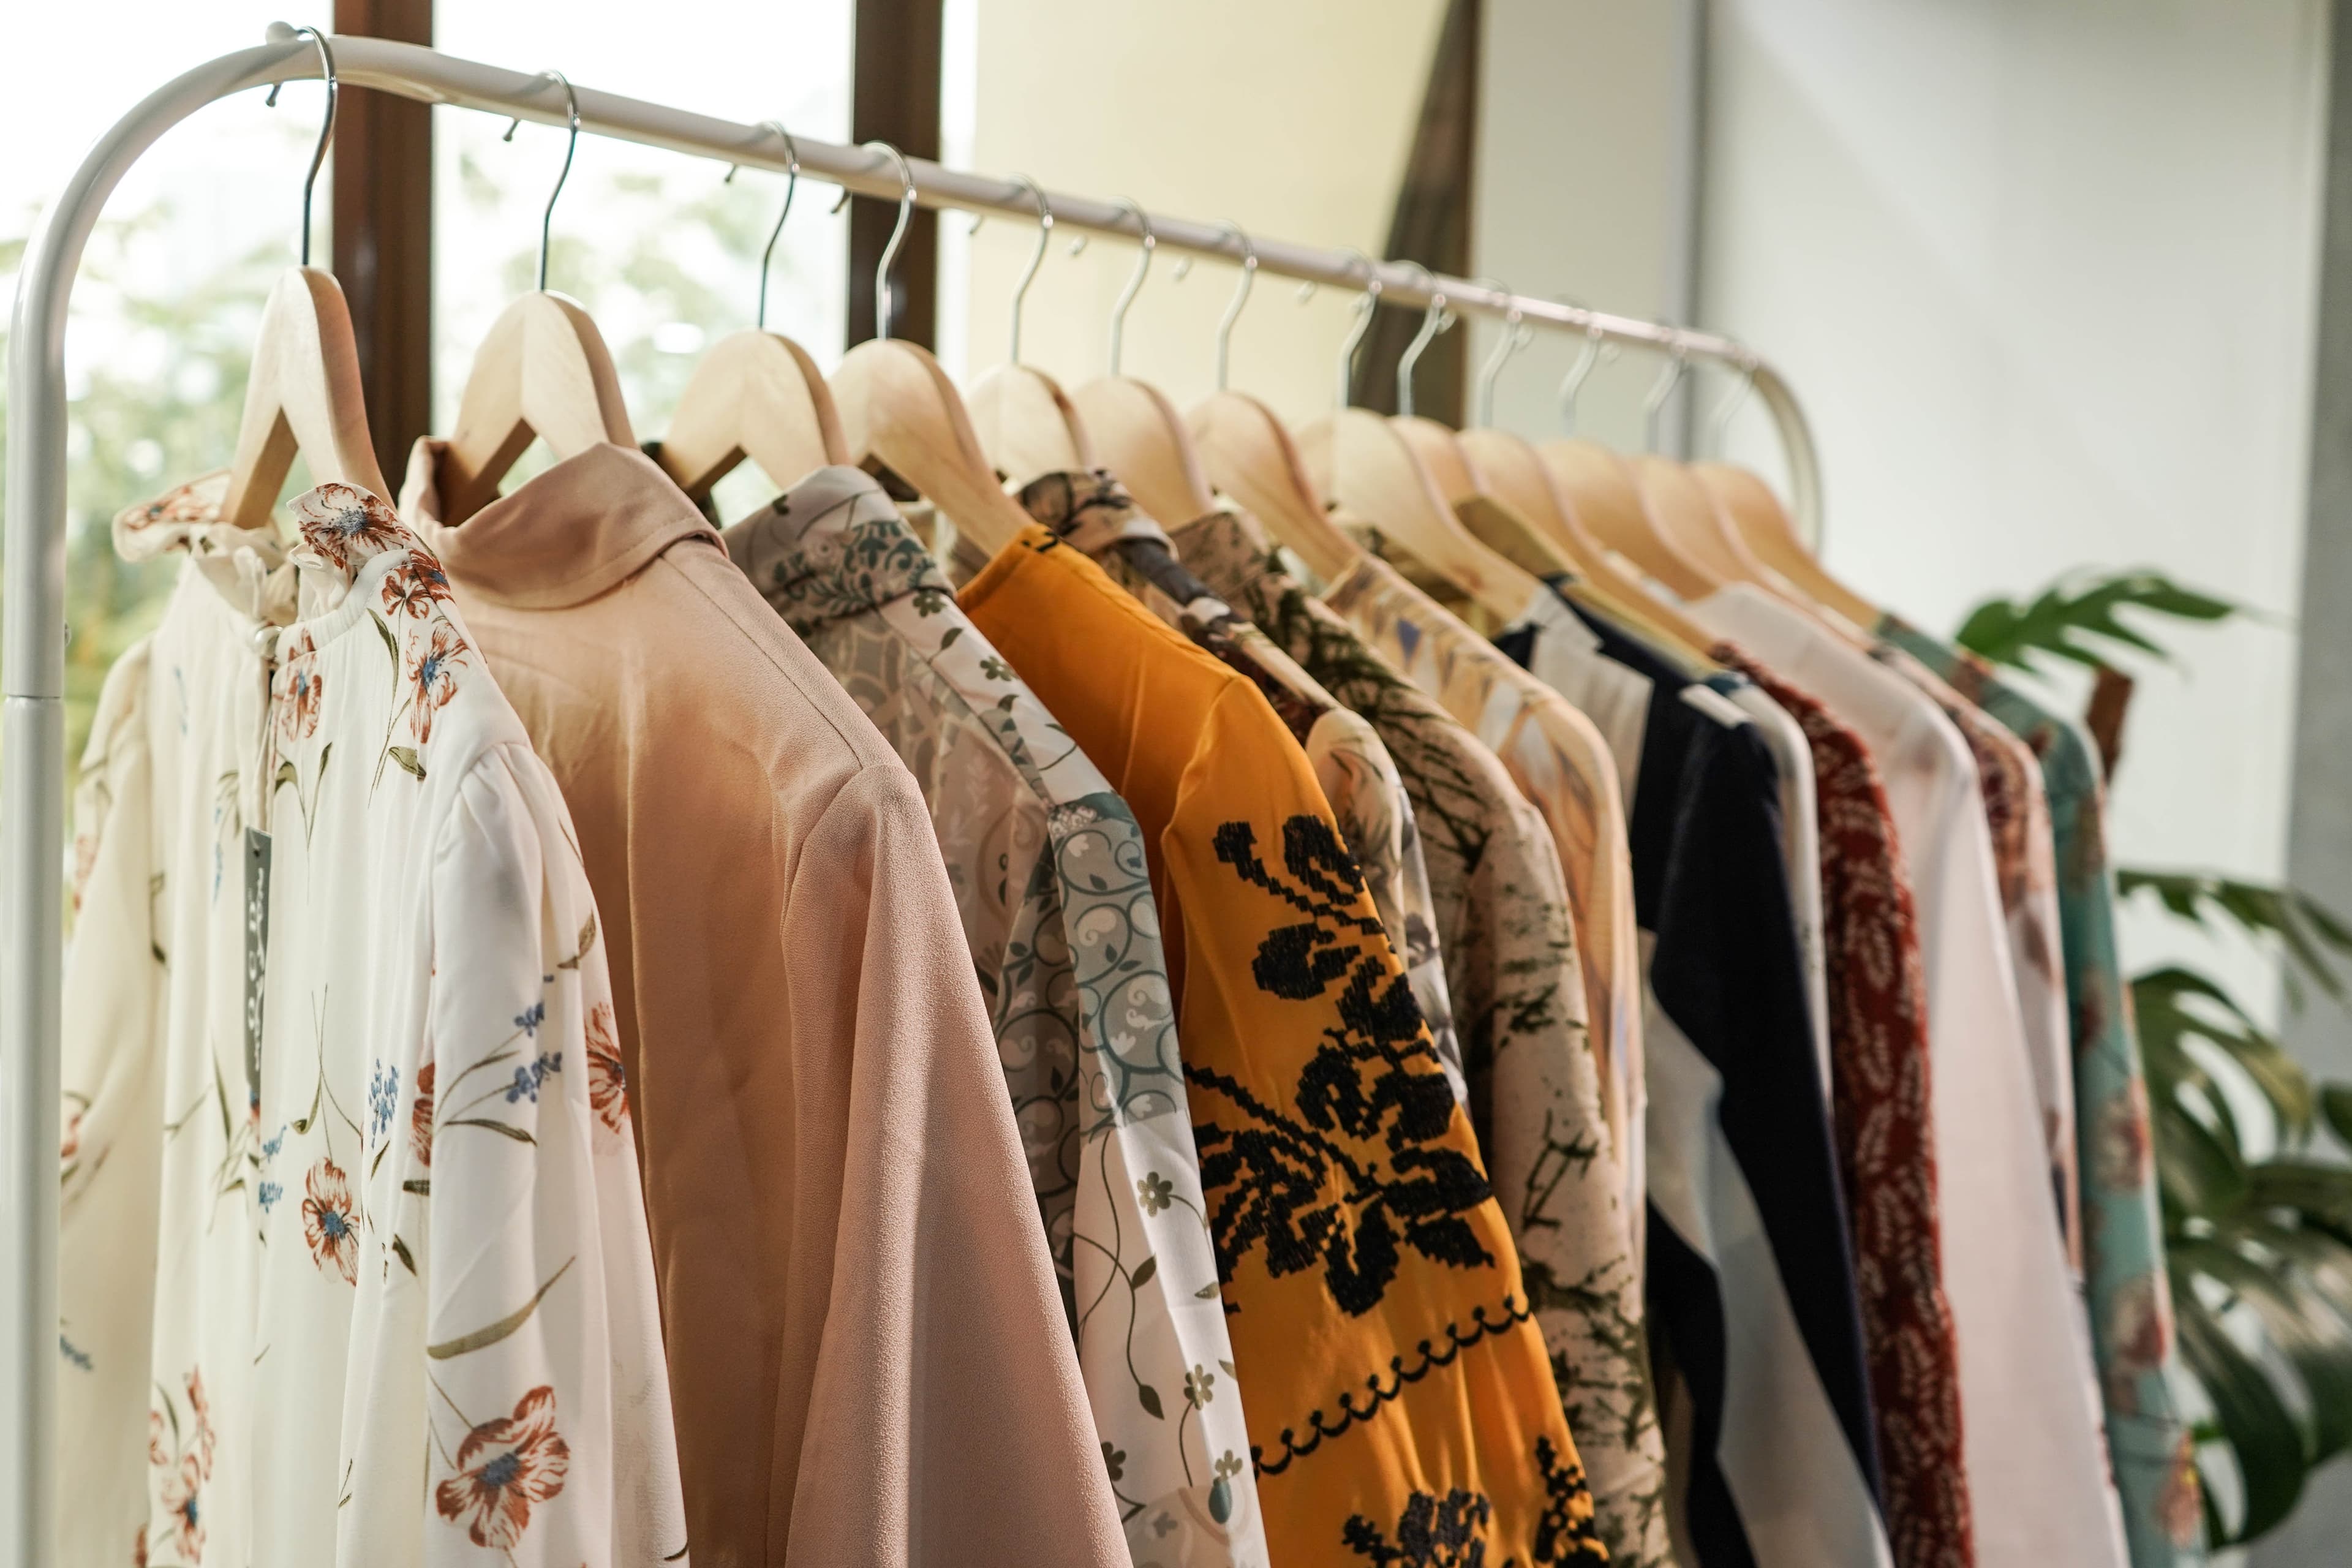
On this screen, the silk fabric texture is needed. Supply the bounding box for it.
[403,443,1124,1568]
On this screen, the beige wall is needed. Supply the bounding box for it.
[948,0,1449,426]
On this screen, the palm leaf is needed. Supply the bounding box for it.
[2120,873,2352,1005]
[1954,569,2241,676]
[2174,1283,2309,1541]
[2135,965,2314,1139]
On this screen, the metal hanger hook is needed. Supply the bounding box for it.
[1469,276,1531,428]
[1395,261,1453,421]
[1709,342,1760,452]
[1107,197,1156,375]
[1333,248,1382,410]
[1212,221,1258,392]
[732,120,800,331]
[1005,175,1051,366]
[1553,299,1613,436]
[501,70,580,293]
[1642,331,1691,453]
[851,140,917,342]
[264,23,336,269]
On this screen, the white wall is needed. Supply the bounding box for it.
[1470,0,1702,454]
[1699,0,2332,1007]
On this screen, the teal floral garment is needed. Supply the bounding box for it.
[726,467,1268,1568]
[1880,615,2206,1564]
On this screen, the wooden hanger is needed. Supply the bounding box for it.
[964,177,1096,489]
[829,143,1036,556]
[1695,461,1882,628]
[1076,208,1245,525]
[221,34,386,527]
[221,267,390,528]
[1458,426,1723,657]
[1299,277,1542,622]
[1189,390,1360,583]
[1538,437,1717,598]
[437,77,634,524]
[657,126,848,500]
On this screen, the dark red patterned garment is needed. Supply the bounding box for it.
[1717,644,1977,1568]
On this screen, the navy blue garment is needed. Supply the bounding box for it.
[1498,587,1882,1567]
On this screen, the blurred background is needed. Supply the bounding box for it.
[2,4,2348,1556]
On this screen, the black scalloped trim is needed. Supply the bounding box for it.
[1251,1295,1534,1477]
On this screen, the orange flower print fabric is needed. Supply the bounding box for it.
[964,526,1605,1567]
[56,477,687,1565]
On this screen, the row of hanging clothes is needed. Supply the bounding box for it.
[50,51,2198,1568]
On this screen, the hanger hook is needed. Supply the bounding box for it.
[1469,276,1531,428]
[265,24,336,269]
[1554,298,1613,436]
[1642,328,1691,453]
[1005,174,1051,366]
[1212,220,1258,392]
[1333,247,1382,410]
[1709,342,1760,452]
[1107,197,1156,375]
[853,140,918,342]
[742,120,800,330]
[500,70,580,293]
[1395,260,1453,421]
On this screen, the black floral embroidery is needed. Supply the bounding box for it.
[1532,1434,1608,1566]
[1343,1487,1493,1566]
[1188,813,1491,1317]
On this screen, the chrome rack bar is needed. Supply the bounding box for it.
[3,29,1825,1566]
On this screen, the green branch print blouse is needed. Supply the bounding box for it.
[725,466,1268,1567]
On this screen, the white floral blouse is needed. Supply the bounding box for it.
[59,477,687,1566]
[725,466,1266,1568]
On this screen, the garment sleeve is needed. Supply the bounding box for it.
[56,642,166,1568]
[778,763,1126,1568]
[400,745,687,1567]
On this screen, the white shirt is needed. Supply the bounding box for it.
[1695,584,2125,1568]
[59,477,687,1566]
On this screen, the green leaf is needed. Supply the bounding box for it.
[2324,1086,2352,1153]
[2135,965,2313,1139]
[1954,568,2246,676]
[2178,1235,2352,1463]
[386,746,425,781]
[2156,1096,2248,1218]
[1137,1382,1163,1420]
[426,1256,575,1360]
[2175,1288,2309,1542]
[371,609,400,671]
[391,1235,417,1276]
[1129,1254,1158,1291]
[1195,1282,1221,1300]
[2122,875,2352,1005]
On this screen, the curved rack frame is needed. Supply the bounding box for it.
[1,31,1824,1560]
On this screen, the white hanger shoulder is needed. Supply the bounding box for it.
[220,266,388,529]
[658,328,847,500]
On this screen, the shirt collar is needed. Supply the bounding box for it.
[399,438,720,609]
[720,464,949,636]
[1016,469,1173,554]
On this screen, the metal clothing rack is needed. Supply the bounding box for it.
[0,26,1824,1560]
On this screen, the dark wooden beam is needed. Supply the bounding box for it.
[332,0,434,488]
[849,0,943,349]
[1353,0,1480,422]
